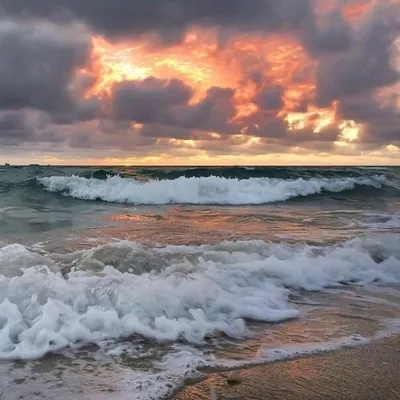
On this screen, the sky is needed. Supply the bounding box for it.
[0,0,399,165]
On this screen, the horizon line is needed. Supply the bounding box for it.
[3,164,399,168]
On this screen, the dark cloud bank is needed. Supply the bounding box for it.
[0,0,399,155]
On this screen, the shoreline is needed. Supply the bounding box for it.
[174,335,400,400]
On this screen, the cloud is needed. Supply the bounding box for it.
[252,85,284,110]
[172,87,237,133]
[0,0,355,54]
[0,109,60,145]
[302,9,353,56]
[244,111,341,149]
[109,74,341,151]
[0,19,93,115]
[0,0,399,162]
[112,77,193,122]
[111,78,237,135]
[315,3,399,106]
[338,94,400,146]
[0,0,306,39]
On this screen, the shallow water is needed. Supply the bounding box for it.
[0,166,399,399]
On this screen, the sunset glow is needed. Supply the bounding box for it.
[0,0,399,165]
[85,29,368,150]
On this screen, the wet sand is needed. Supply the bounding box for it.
[174,336,400,400]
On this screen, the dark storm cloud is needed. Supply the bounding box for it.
[302,9,353,56]
[0,0,352,53]
[338,95,400,146]
[315,4,399,106]
[51,98,101,125]
[311,3,400,150]
[1,1,398,157]
[0,109,62,145]
[0,0,308,40]
[111,74,343,148]
[112,78,237,136]
[0,109,158,151]
[253,85,284,110]
[0,17,102,147]
[0,19,93,115]
[112,77,193,122]
[0,110,36,142]
[172,87,237,133]
[245,112,341,148]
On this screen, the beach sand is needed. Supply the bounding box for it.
[174,336,400,400]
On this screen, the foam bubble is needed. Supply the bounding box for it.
[38,175,386,205]
[0,234,399,360]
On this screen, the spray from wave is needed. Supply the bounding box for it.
[38,175,387,205]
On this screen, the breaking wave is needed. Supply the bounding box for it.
[38,175,388,205]
[0,234,399,360]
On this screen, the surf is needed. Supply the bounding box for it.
[38,175,388,205]
[0,234,399,360]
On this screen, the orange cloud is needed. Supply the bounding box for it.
[87,31,311,117]
[83,7,380,145]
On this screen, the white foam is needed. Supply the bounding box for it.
[0,244,57,278]
[38,175,386,205]
[254,334,370,362]
[159,333,371,373]
[0,234,399,360]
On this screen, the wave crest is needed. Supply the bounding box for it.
[38,175,387,205]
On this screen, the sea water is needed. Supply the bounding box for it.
[0,166,399,399]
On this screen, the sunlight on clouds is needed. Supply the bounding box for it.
[87,31,316,120]
[84,30,367,147]
[56,0,397,166]
[285,103,362,145]
[339,120,362,142]
[285,107,336,133]
[168,138,197,148]
[87,31,232,100]
[386,144,399,153]
[87,36,152,96]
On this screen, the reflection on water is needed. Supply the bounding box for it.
[88,205,400,247]
[1,189,399,248]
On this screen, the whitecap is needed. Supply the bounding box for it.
[38,175,387,205]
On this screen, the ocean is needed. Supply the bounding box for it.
[0,165,400,399]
